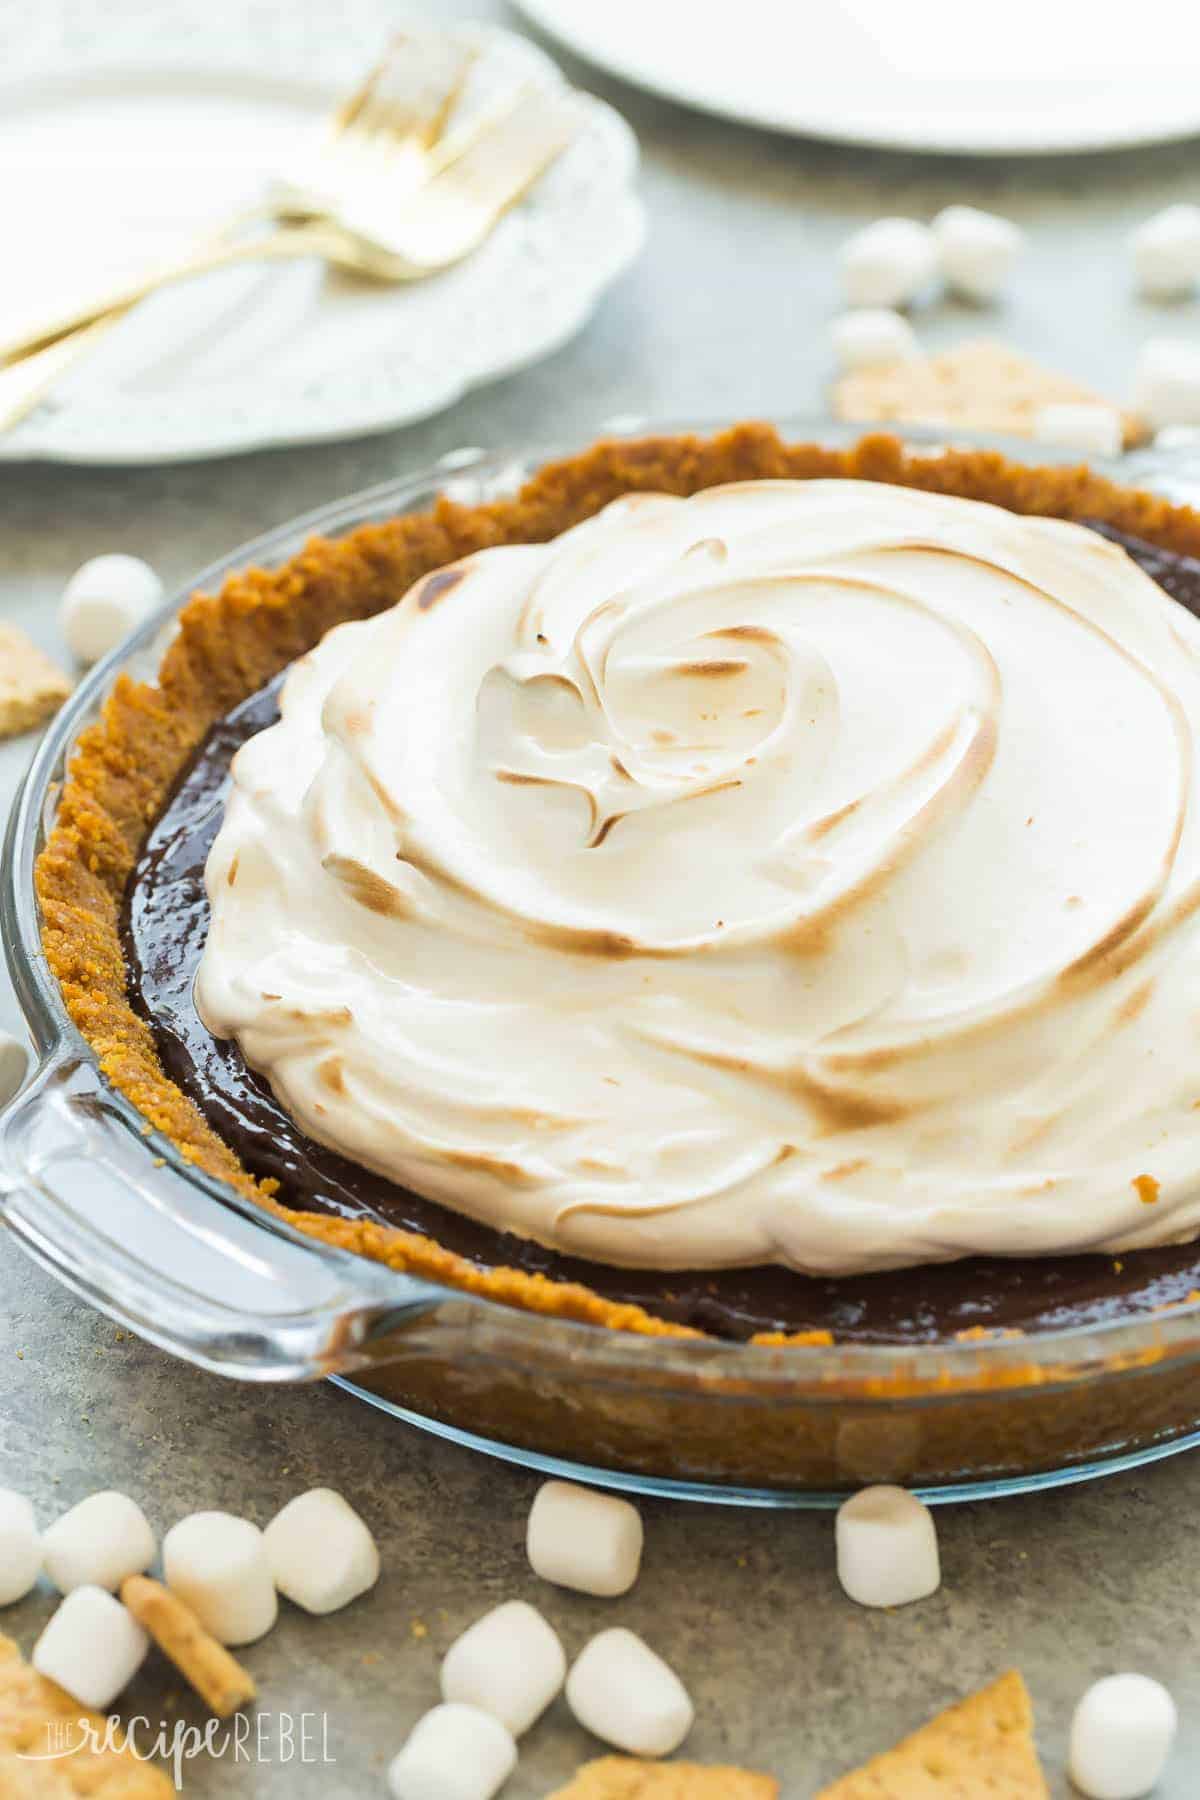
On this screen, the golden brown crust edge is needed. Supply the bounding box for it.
[35,425,1200,1344]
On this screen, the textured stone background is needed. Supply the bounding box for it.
[2,1,1200,1791]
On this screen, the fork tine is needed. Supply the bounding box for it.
[416,87,583,215]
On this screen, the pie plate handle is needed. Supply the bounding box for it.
[0,1053,444,1381]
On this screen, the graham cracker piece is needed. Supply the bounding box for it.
[833,340,1146,448]
[0,1630,173,1797]
[0,627,71,740]
[815,1669,1048,1798]
[120,1576,255,1718]
[547,1756,779,1799]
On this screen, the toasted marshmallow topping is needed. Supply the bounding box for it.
[196,479,1200,1275]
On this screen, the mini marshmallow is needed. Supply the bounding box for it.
[163,1511,277,1646]
[839,218,938,310]
[566,1628,694,1759]
[835,1485,940,1609]
[32,1585,149,1711]
[527,1480,643,1599]
[42,1491,155,1595]
[1069,1673,1177,1800]
[1131,204,1200,300]
[0,1490,40,1606]
[1155,424,1200,449]
[440,1599,565,1737]
[387,1703,517,1800]
[830,309,919,373]
[263,1488,379,1615]
[0,1034,27,1109]
[1030,402,1124,458]
[932,205,1023,302]
[59,554,163,666]
[1134,338,1200,429]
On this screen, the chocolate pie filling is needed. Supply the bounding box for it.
[120,519,1200,1344]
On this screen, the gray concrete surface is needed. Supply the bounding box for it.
[4,0,1200,1791]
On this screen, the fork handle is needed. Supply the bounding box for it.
[0,223,349,365]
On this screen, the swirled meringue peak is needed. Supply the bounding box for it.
[196,479,1200,1275]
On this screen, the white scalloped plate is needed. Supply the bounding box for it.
[0,25,644,465]
[517,0,1200,156]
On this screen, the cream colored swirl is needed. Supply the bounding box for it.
[195,479,1200,1274]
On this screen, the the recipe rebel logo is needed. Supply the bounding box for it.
[20,1711,337,1789]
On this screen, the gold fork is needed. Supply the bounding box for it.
[0,32,479,429]
[0,87,580,368]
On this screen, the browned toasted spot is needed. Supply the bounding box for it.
[805,797,862,841]
[414,566,465,610]
[795,1076,908,1134]
[651,728,676,744]
[1117,979,1155,1024]
[319,1056,347,1095]
[710,623,775,642]
[674,658,750,678]
[322,853,409,917]
[591,813,624,847]
[610,755,633,780]
[826,1158,869,1180]
[442,1148,536,1186]
[227,854,239,886]
[577,1157,624,1175]
[1134,1173,1161,1205]
[495,768,554,786]
[287,1004,353,1025]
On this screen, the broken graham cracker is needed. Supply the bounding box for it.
[815,1669,1048,1799]
[0,1630,172,1798]
[547,1757,779,1799]
[0,626,72,741]
[833,340,1146,448]
[120,1576,255,1718]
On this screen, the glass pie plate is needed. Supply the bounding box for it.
[7,418,1200,1509]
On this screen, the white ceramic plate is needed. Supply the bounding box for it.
[517,0,1200,156]
[0,26,644,465]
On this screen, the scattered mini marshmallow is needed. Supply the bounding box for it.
[163,1511,277,1646]
[839,218,938,310]
[566,1628,694,1759]
[263,1488,378,1616]
[835,1485,941,1609]
[0,1034,27,1109]
[59,554,163,666]
[42,1490,155,1596]
[932,205,1024,303]
[1155,423,1200,449]
[1131,204,1200,300]
[1030,402,1124,458]
[0,1490,40,1606]
[830,309,919,373]
[388,1702,517,1800]
[527,1480,644,1600]
[440,1599,566,1738]
[1068,1673,1177,1800]
[1133,338,1200,429]
[32,1584,149,1711]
